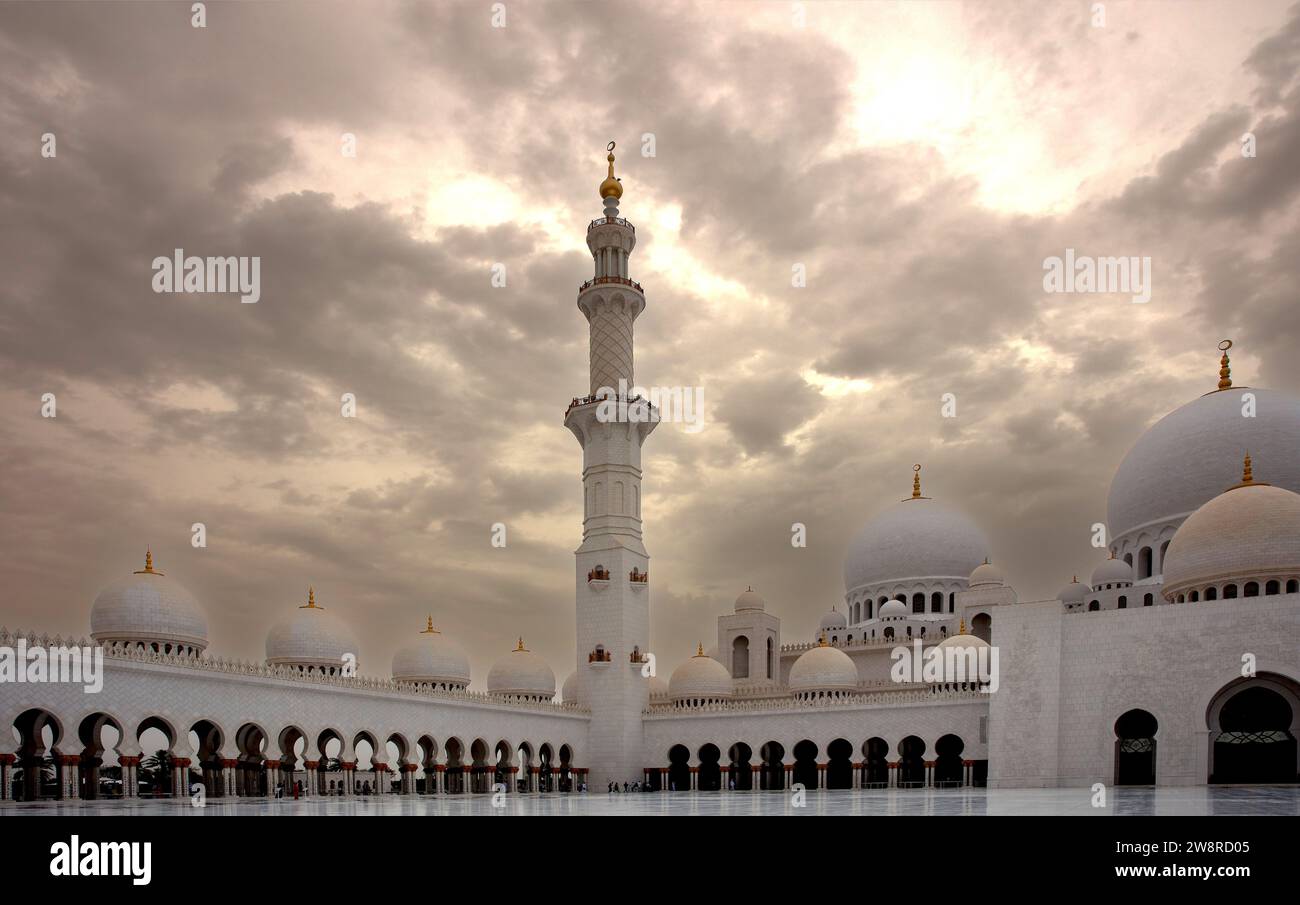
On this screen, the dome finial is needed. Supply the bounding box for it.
[695,642,705,657]
[958,618,967,635]
[818,632,828,647]
[910,463,923,499]
[599,141,623,201]
[1217,339,1233,390]
[515,637,528,652]
[1242,451,1253,484]
[134,549,163,576]
[421,615,439,635]
[300,586,321,609]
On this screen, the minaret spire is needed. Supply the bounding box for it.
[1217,339,1233,391]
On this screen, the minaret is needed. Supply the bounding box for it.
[564,143,657,787]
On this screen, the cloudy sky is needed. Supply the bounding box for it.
[2,0,1299,687]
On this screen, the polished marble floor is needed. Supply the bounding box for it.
[4,785,1298,816]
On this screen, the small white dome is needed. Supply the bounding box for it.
[668,645,733,701]
[265,589,358,672]
[561,671,582,704]
[879,599,909,619]
[391,618,470,688]
[934,627,992,682]
[1162,461,1300,599]
[789,641,858,693]
[89,552,208,653]
[1091,556,1134,587]
[819,607,847,632]
[734,587,766,612]
[937,628,991,653]
[1057,578,1090,604]
[968,559,1004,588]
[487,639,556,699]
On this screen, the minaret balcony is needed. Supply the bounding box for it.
[587,567,611,590]
[578,276,643,293]
[588,216,635,234]
[629,569,648,589]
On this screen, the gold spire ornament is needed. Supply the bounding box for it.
[300,587,322,609]
[515,637,528,652]
[818,632,829,647]
[958,618,967,635]
[1230,452,1269,490]
[904,463,929,501]
[420,616,440,635]
[134,549,163,575]
[695,642,705,657]
[1217,339,1232,391]
[599,141,623,200]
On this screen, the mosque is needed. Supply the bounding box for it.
[3,150,1299,804]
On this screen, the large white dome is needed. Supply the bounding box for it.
[1162,462,1300,599]
[844,496,989,591]
[1107,386,1300,547]
[487,639,556,699]
[89,552,208,654]
[265,589,358,673]
[789,641,858,693]
[391,618,470,689]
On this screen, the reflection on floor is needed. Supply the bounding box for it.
[3,786,1299,816]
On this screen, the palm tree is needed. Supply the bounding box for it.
[139,749,173,795]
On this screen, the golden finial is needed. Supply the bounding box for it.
[599,141,623,200]
[514,637,528,652]
[134,549,163,576]
[818,632,828,647]
[695,642,705,657]
[913,464,922,498]
[1230,451,1269,490]
[958,618,967,635]
[300,586,322,609]
[1217,339,1233,391]
[420,616,439,635]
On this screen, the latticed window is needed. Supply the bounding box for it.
[1119,738,1154,753]
[1217,730,1290,745]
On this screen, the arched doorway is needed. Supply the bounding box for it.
[445,738,467,794]
[1207,676,1299,784]
[1114,709,1157,785]
[698,744,722,791]
[235,722,268,797]
[189,719,225,799]
[971,613,991,644]
[667,744,690,792]
[826,739,853,789]
[898,736,926,788]
[934,734,965,786]
[863,737,889,787]
[792,739,819,789]
[759,741,785,790]
[13,708,62,800]
[728,743,753,790]
[78,712,124,800]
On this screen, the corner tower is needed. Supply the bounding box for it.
[564,143,657,787]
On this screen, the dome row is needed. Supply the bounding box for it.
[88,560,553,697]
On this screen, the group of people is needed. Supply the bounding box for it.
[607,781,653,793]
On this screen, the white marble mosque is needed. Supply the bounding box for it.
[3,150,1299,809]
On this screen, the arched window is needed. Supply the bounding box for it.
[1288,579,1299,594]
[931,591,943,613]
[1143,593,1153,606]
[912,592,925,614]
[1138,547,1153,580]
[1088,600,1100,612]
[867,598,873,620]
[1118,595,1127,608]
[766,637,774,678]
[1188,591,1198,602]
[948,592,955,613]
[1224,584,1238,599]
[1206,586,1218,600]
[732,636,750,679]
[883,627,894,640]
[1266,580,1280,595]
[1124,552,1133,568]
[1158,540,1170,575]
[1245,582,1260,598]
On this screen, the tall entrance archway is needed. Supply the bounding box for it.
[1207,675,1300,784]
